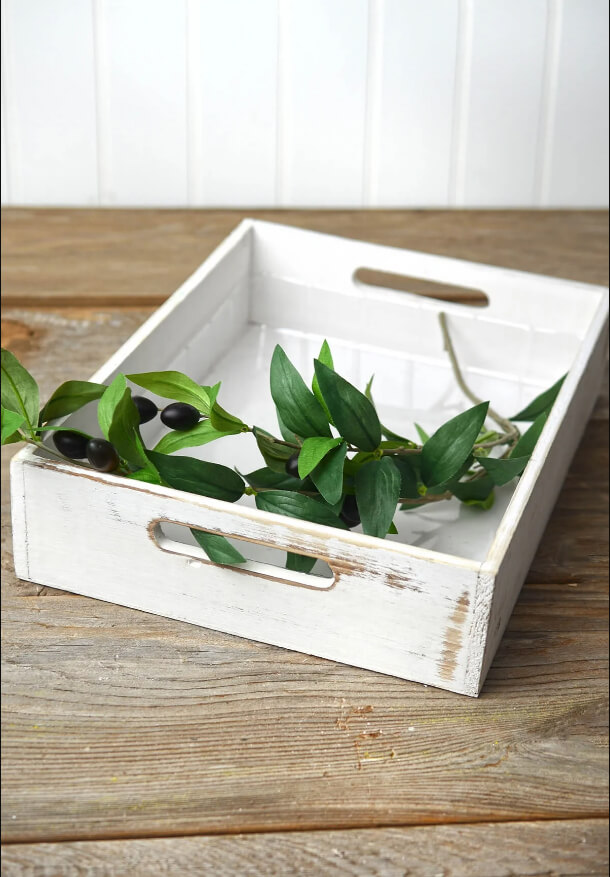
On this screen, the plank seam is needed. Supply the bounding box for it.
[1,9,12,205]
[448,0,473,207]
[362,0,382,207]
[535,0,563,207]
[2,813,609,847]
[1,0,19,204]
[92,0,110,206]
[185,0,202,207]
[274,0,286,206]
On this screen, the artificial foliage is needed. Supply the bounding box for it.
[1,314,565,572]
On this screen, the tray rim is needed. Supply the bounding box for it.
[12,218,609,578]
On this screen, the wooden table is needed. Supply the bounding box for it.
[1,209,608,876]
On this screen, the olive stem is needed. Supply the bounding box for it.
[438,311,520,446]
[399,492,452,505]
[258,435,301,451]
[380,446,422,456]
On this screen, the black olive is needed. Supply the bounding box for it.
[160,402,201,431]
[52,430,89,459]
[285,453,300,478]
[340,494,360,528]
[86,438,120,472]
[132,395,158,424]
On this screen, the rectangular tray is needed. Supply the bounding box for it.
[11,220,608,695]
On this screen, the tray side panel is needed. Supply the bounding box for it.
[469,308,609,694]
[17,461,480,696]
[250,220,605,335]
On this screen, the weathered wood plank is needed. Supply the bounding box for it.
[1,546,607,843]
[2,819,608,877]
[1,211,607,844]
[1,209,608,307]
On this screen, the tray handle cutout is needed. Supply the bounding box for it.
[354,267,489,307]
[150,520,337,591]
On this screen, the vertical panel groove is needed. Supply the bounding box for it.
[2,0,18,203]
[449,0,474,206]
[362,0,383,206]
[274,0,285,205]
[185,0,199,205]
[1,0,607,208]
[535,0,563,206]
[92,0,105,206]
[1,1,12,204]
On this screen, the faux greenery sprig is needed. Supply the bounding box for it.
[1,314,565,572]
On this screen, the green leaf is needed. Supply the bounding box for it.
[310,441,347,505]
[128,468,163,484]
[276,409,301,445]
[40,380,106,424]
[36,425,93,438]
[390,456,419,499]
[355,457,401,539]
[313,361,381,451]
[1,348,39,434]
[314,494,344,516]
[400,501,421,512]
[381,426,417,445]
[253,427,295,473]
[209,402,246,434]
[510,375,566,422]
[311,339,334,421]
[425,455,474,495]
[148,451,245,502]
[286,552,318,574]
[154,419,232,454]
[255,490,347,529]
[206,382,222,408]
[1,406,25,444]
[452,475,495,508]
[99,375,151,471]
[297,436,343,478]
[270,346,331,439]
[364,374,375,401]
[343,450,376,476]
[98,375,126,438]
[420,402,489,487]
[127,371,211,413]
[510,412,549,459]
[479,455,530,486]
[242,466,305,491]
[414,423,430,444]
[387,520,398,535]
[191,529,247,565]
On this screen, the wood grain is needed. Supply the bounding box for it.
[2,819,608,876]
[1,209,608,307]
[1,211,608,868]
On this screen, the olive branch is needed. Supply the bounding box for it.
[1,314,565,570]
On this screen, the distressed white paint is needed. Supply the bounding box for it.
[10,220,608,695]
[0,0,608,207]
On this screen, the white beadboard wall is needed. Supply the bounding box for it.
[1,0,608,208]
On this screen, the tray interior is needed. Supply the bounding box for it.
[58,221,606,566]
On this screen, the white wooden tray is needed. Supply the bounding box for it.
[10,220,608,695]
